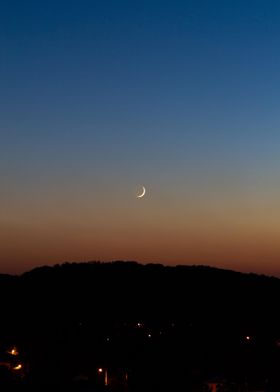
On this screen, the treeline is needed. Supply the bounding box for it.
[1,261,280,338]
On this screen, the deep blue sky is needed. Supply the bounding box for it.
[1,1,280,274]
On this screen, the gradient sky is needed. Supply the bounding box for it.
[2,0,280,275]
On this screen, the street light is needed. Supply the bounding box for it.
[98,367,108,386]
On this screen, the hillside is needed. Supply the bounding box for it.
[1,261,280,390]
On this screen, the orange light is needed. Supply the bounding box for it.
[13,364,22,370]
[7,347,19,356]
[98,368,103,373]
[245,336,251,341]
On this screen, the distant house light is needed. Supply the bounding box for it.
[7,347,19,356]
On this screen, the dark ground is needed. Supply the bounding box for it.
[1,261,280,391]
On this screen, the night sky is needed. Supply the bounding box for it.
[1,0,280,275]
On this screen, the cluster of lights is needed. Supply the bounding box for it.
[5,346,23,372]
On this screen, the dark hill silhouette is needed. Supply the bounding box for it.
[19,261,280,330]
[2,261,280,337]
[1,261,280,390]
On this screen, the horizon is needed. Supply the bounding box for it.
[2,1,280,276]
[2,259,279,280]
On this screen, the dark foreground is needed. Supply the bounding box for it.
[1,261,280,391]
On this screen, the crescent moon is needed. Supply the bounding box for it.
[137,186,146,198]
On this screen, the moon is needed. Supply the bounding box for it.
[137,186,146,198]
